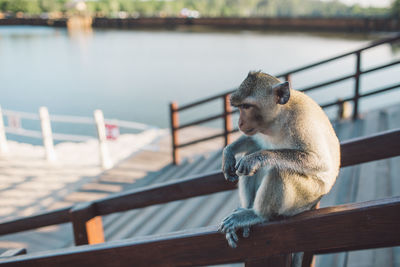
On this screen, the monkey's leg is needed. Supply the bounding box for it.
[219,171,266,248]
[237,173,263,239]
[238,175,257,209]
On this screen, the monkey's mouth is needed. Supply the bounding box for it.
[243,128,256,135]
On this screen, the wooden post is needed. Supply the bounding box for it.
[223,94,233,147]
[245,254,292,267]
[94,109,113,169]
[301,202,320,267]
[39,107,57,162]
[302,252,316,267]
[353,51,361,120]
[337,99,352,120]
[284,74,292,83]
[0,105,8,155]
[169,102,180,165]
[70,202,105,246]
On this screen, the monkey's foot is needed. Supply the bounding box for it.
[218,208,264,248]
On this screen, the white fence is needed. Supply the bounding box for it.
[0,105,155,169]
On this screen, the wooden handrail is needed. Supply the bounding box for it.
[0,128,399,245]
[1,197,399,266]
[0,207,71,236]
[169,34,400,163]
[93,171,234,216]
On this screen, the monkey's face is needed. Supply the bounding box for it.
[236,98,270,136]
[231,71,291,136]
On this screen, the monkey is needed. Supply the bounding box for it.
[218,71,340,260]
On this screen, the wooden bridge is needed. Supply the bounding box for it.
[0,35,399,267]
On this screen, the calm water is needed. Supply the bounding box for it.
[1,26,399,143]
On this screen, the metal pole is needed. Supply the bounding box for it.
[353,51,361,120]
[169,102,180,165]
[94,109,113,169]
[39,107,57,162]
[0,105,8,155]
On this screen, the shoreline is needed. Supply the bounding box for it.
[0,17,399,33]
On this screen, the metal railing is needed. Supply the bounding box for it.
[169,34,400,164]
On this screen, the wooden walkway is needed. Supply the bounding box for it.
[0,104,399,267]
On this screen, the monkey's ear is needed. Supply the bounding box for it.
[272,81,290,105]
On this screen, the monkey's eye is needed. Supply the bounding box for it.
[241,104,252,110]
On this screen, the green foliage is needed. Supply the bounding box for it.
[392,0,400,18]
[0,0,393,18]
[0,0,41,14]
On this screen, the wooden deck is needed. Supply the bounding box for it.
[0,103,399,267]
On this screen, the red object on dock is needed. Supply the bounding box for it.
[105,124,119,140]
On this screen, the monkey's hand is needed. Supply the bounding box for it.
[222,148,239,182]
[235,154,264,176]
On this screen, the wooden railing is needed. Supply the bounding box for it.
[169,34,400,164]
[0,128,399,266]
[1,197,399,266]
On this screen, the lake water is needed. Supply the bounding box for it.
[1,26,399,144]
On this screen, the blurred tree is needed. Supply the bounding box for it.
[6,0,41,14]
[0,0,392,18]
[39,0,59,12]
[392,0,400,18]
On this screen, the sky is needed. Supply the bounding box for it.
[337,0,392,7]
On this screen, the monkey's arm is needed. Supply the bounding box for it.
[224,135,261,155]
[236,149,327,177]
[222,136,261,182]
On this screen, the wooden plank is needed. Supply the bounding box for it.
[201,191,239,227]
[108,206,162,241]
[148,160,188,185]
[157,156,203,183]
[153,196,206,234]
[134,201,183,236]
[185,151,221,177]
[169,194,225,231]
[1,197,399,267]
